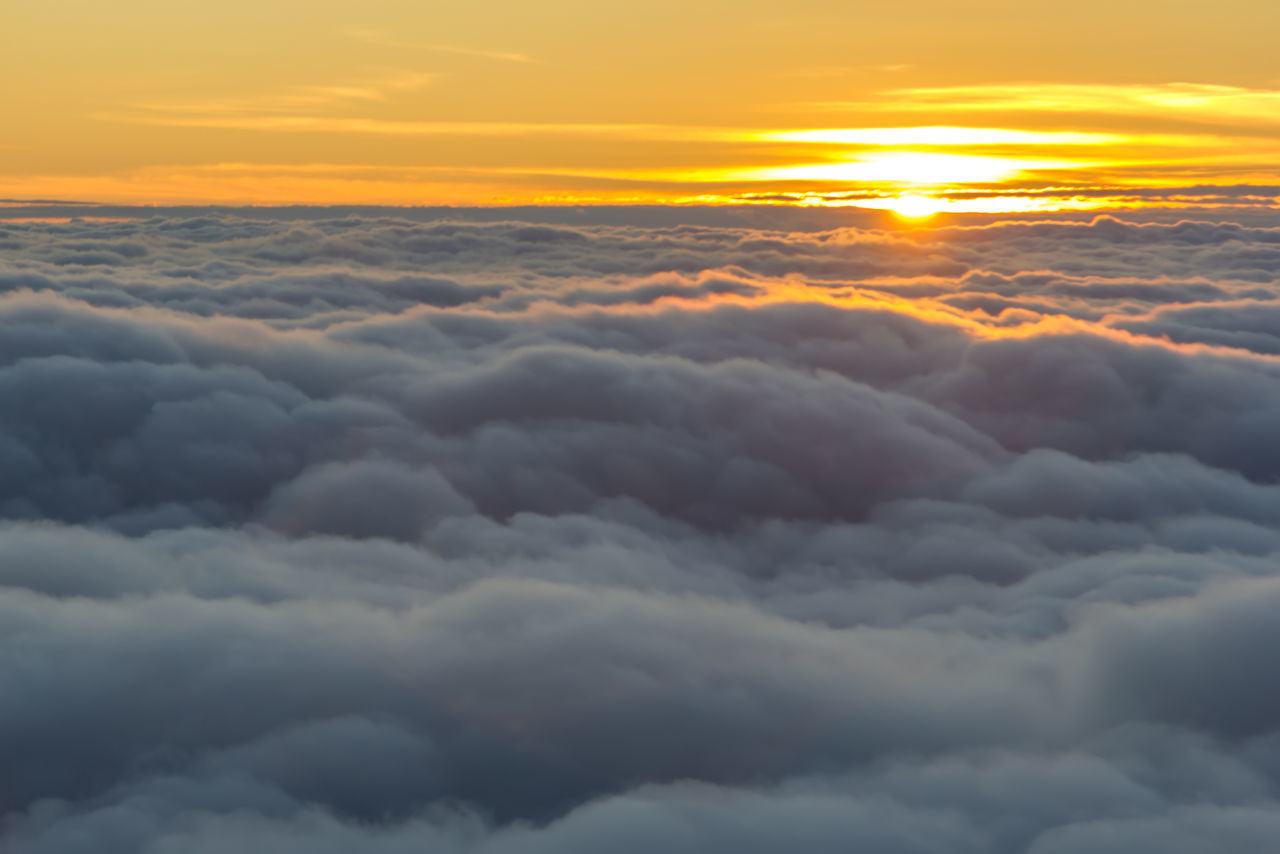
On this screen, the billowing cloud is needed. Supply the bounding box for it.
[3,208,1280,851]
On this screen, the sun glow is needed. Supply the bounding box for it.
[739,151,1082,186]
[786,192,1109,216]
[885,194,945,220]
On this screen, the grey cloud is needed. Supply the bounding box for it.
[2,207,1280,851]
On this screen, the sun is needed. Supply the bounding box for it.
[886,193,945,220]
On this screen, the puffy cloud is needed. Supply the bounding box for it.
[2,207,1280,851]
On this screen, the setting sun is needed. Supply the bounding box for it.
[886,193,944,220]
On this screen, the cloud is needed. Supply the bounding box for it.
[345,28,537,64]
[2,208,1280,851]
[823,82,1280,126]
[96,97,737,141]
[119,71,442,117]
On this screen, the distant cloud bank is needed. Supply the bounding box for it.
[4,209,1280,852]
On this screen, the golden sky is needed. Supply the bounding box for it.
[5,0,1280,212]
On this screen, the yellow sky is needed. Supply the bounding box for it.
[5,0,1280,211]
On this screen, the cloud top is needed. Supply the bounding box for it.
[3,209,1280,852]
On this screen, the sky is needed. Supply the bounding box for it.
[5,0,1280,212]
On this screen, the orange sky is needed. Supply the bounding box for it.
[5,0,1280,213]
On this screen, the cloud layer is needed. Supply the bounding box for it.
[3,209,1280,852]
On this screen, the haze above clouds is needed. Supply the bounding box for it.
[3,207,1280,851]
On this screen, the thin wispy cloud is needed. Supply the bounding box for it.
[288,71,440,105]
[347,27,536,64]
[756,127,1128,146]
[95,113,723,139]
[121,71,441,117]
[87,75,1280,212]
[816,82,1280,124]
[784,63,913,77]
